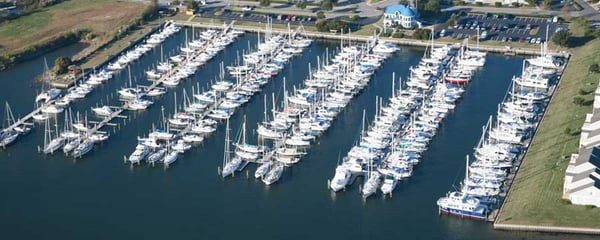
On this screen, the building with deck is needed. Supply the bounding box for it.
[563,84,600,207]
[383,4,421,29]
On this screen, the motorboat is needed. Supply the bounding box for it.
[91,106,113,116]
[329,165,351,192]
[36,88,61,103]
[128,144,150,165]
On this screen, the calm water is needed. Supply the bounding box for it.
[0,30,594,240]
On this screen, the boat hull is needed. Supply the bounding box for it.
[438,207,486,220]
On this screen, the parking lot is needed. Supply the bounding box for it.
[440,13,569,44]
[200,10,316,27]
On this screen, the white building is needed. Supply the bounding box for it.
[383,5,421,29]
[563,84,600,207]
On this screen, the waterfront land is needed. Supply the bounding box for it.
[495,21,600,229]
[0,0,146,65]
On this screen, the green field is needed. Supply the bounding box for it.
[0,9,52,37]
[496,25,600,228]
[0,0,145,56]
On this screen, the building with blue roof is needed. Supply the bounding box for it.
[383,4,421,29]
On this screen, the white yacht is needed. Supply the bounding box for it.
[329,165,351,192]
[91,106,113,116]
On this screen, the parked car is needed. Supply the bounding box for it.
[526,24,532,30]
[530,38,536,43]
[535,37,541,44]
[519,37,525,43]
[501,37,507,42]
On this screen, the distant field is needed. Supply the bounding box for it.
[496,24,600,227]
[0,0,145,56]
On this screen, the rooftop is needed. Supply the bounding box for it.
[384,4,417,17]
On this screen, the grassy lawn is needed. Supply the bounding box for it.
[496,25,600,228]
[0,9,52,37]
[0,0,146,56]
[353,17,383,36]
[529,27,539,36]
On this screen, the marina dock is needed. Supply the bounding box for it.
[3,22,237,149]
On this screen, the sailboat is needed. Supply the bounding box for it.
[0,102,20,147]
[235,116,264,161]
[221,118,242,178]
[361,162,382,199]
[72,139,94,158]
[162,140,179,167]
[42,117,65,154]
[262,162,284,185]
[254,160,273,179]
[35,58,61,103]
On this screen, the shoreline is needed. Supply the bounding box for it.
[175,20,570,58]
[494,223,600,235]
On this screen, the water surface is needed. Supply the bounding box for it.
[0,31,594,240]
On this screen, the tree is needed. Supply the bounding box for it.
[494,2,502,7]
[424,0,441,13]
[413,28,432,40]
[398,0,410,5]
[52,56,72,75]
[316,11,326,19]
[552,29,571,47]
[543,0,552,9]
[525,0,536,6]
[186,0,198,10]
[511,2,520,7]
[446,13,458,26]
[321,0,333,11]
[259,0,271,7]
[590,63,600,73]
[296,1,307,9]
